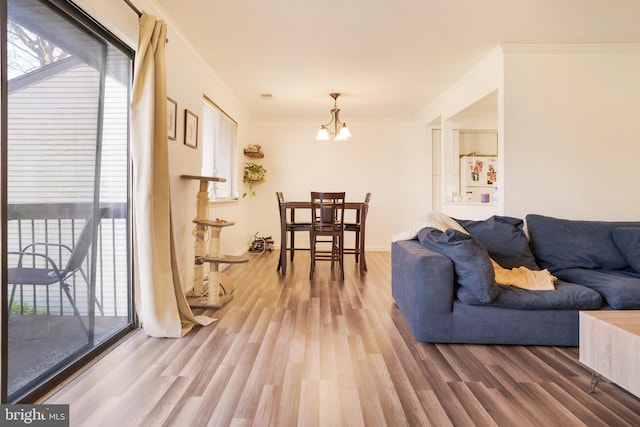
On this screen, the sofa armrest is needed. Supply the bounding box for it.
[391,240,455,342]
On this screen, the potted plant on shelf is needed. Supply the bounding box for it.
[243,161,267,197]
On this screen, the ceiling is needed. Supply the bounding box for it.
[152,0,640,120]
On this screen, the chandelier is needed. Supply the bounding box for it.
[315,93,352,141]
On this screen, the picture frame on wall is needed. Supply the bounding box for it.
[184,109,198,148]
[167,97,177,140]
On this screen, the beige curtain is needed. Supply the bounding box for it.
[131,13,215,337]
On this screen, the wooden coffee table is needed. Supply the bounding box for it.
[579,310,640,397]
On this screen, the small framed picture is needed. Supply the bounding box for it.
[184,109,198,149]
[167,97,177,140]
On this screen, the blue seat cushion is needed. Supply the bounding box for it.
[418,227,498,304]
[457,279,602,310]
[554,268,640,309]
[457,215,539,270]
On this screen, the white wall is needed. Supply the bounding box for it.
[73,0,427,294]
[417,47,504,126]
[70,3,640,291]
[417,47,504,220]
[503,45,640,220]
[79,0,252,290]
[421,43,640,223]
[248,118,424,251]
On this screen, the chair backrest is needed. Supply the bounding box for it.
[63,210,103,276]
[276,191,286,228]
[362,192,372,219]
[311,191,345,232]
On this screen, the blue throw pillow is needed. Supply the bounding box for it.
[526,214,640,272]
[418,227,497,304]
[457,216,539,270]
[611,227,640,273]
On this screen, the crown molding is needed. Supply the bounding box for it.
[500,43,640,55]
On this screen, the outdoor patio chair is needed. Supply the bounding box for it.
[7,210,104,337]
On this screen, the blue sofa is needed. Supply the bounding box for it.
[391,214,640,346]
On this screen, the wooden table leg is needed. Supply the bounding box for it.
[278,209,287,275]
[359,214,367,275]
[280,225,287,275]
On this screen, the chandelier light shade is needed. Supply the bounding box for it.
[316,93,351,141]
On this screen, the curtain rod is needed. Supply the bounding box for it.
[204,94,238,127]
[124,0,170,43]
[124,0,142,17]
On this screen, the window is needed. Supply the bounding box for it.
[2,0,133,402]
[201,96,238,199]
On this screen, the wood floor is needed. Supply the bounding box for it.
[45,251,640,426]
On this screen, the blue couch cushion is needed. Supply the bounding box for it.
[526,214,640,272]
[611,227,640,273]
[554,268,640,309]
[418,227,498,304]
[457,279,602,310]
[457,215,539,270]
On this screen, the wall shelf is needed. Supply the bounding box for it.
[244,149,264,158]
[244,144,264,158]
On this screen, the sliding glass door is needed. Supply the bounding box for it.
[2,0,134,402]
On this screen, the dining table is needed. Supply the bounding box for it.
[278,200,368,276]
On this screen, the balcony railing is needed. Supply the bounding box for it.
[7,202,129,318]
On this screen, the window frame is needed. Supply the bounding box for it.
[1,0,135,403]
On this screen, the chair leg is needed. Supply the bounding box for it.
[337,235,344,280]
[277,250,285,274]
[277,226,285,274]
[330,236,337,271]
[277,247,283,272]
[77,267,104,315]
[309,235,315,279]
[361,231,368,274]
[354,231,360,263]
[281,249,287,275]
[94,298,104,316]
[277,233,287,275]
[61,282,89,338]
[290,230,295,261]
[8,284,18,312]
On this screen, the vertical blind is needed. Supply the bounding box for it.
[201,98,237,199]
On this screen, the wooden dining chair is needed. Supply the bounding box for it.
[276,192,311,275]
[344,192,371,275]
[309,191,346,280]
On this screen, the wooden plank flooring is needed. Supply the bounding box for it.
[45,251,640,426]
